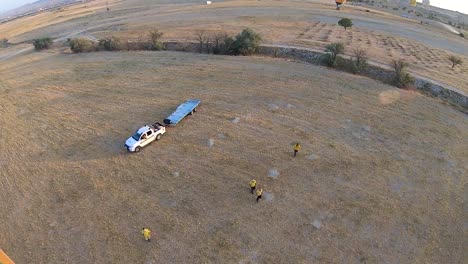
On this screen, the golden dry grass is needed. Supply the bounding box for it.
[0,50,466,263]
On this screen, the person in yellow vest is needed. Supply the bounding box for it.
[256,187,263,202]
[249,179,257,194]
[293,143,301,157]
[142,227,151,242]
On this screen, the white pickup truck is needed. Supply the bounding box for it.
[125,122,166,152]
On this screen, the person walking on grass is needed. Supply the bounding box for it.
[142,227,151,242]
[293,143,301,157]
[256,187,263,202]
[249,179,257,194]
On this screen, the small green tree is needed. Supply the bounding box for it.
[149,28,164,50]
[324,42,345,67]
[33,37,53,51]
[338,18,353,31]
[448,55,463,69]
[69,38,95,53]
[232,28,262,55]
[391,59,415,88]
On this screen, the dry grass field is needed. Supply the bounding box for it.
[1,0,467,90]
[0,50,466,263]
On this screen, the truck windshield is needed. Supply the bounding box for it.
[132,132,142,141]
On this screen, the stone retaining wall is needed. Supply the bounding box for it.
[164,41,199,53]
[257,46,467,110]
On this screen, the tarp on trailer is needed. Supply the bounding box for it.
[163,99,201,126]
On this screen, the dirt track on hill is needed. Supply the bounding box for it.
[0,50,466,263]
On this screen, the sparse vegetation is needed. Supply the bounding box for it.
[220,35,236,55]
[323,42,345,67]
[338,18,353,31]
[148,28,164,50]
[391,59,415,88]
[0,38,8,48]
[212,32,228,55]
[448,55,463,69]
[98,37,122,51]
[69,38,95,53]
[231,28,262,55]
[191,28,261,55]
[459,32,465,38]
[195,30,209,53]
[33,37,53,51]
[127,34,153,51]
[427,13,440,21]
[351,47,368,73]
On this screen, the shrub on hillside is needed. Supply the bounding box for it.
[323,42,345,67]
[149,28,164,50]
[98,37,122,51]
[391,59,414,88]
[350,47,368,73]
[209,29,261,56]
[69,38,95,53]
[231,28,262,55]
[194,30,209,53]
[212,32,228,55]
[220,35,236,55]
[33,37,53,51]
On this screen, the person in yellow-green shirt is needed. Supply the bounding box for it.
[293,143,301,157]
[256,188,263,203]
[142,227,151,242]
[249,179,257,194]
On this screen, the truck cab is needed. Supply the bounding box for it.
[125,123,166,152]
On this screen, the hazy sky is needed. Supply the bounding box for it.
[0,0,467,14]
[0,0,35,12]
[429,0,468,15]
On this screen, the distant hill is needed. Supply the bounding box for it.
[0,0,92,20]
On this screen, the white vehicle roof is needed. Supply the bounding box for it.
[137,126,151,134]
